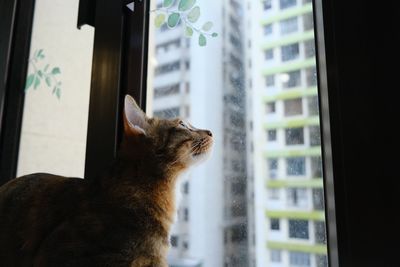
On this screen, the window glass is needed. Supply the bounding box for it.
[17,0,94,177]
[280,17,298,35]
[147,0,328,266]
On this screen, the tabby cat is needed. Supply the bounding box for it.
[0,95,213,267]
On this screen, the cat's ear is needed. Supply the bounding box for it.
[123,95,148,136]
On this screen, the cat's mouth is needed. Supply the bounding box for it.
[192,137,213,158]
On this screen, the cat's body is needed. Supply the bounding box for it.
[0,96,213,267]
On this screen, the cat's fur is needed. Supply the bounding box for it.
[0,95,213,267]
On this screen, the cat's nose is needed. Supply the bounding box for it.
[205,130,213,137]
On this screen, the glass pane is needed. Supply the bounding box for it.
[147,0,328,266]
[17,0,94,177]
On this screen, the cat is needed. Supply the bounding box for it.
[0,95,213,267]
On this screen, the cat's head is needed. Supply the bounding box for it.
[121,95,213,173]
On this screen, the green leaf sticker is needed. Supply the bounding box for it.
[37,70,43,78]
[199,34,207,46]
[25,74,34,90]
[202,21,213,31]
[167,13,180,28]
[212,32,218,37]
[187,6,200,23]
[155,14,166,28]
[185,26,194,37]
[56,88,61,99]
[178,0,196,11]
[45,77,52,87]
[34,76,40,89]
[52,67,61,75]
[163,0,175,7]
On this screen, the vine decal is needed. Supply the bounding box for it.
[153,0,218,47]
[25,49,62,99]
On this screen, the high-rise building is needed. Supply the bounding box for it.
[149,0,248,266]
[245,0,328,266]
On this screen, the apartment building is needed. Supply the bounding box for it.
[245,0,328,266]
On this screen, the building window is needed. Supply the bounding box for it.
[183,208,189,221]
[266,75,275,87]
[303,13,314,31]
[314,221,327,244]
[270,218,280,230]
[153,107,180,119]
[266,102,276,114]
[306,66,317,87]
[154,83,180,98]
[270,249,282,262]
[231,224,247,242]
[267,129,277,141]
[170,235,179,247]
[288,219,309,239]
[286,157,306,176]
[268,188,280,200]
[316,255,328,267]
[182,240,189,250]
[265,49,274,60]
[264,24,273,35]
[309,126,321,147]
[311,156,323,177]
[263,0,272,10]
[281,43,300,61]
[304,40,315,58]
[284,98,303,116]
[307,96,319,115]
[313,188,325,210]
[280,17,298,35]
[282,70,301,88]
[287,188,308,208]
[156,38,181,53]
[183,181,189,194]
[280,0,297,9]
[289,252,311,266]
[154,60,180,75]
[285,127,304,145]
[268,159,278,179]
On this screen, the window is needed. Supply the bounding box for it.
[316,255,328,267]
[281,43,300,61]
[287,188,308,208]
[267,129,277,141]
[282,70,301,88]
[304,40,315,58]
[313,188,325,210]
[289,220,309,239]
[314,221,327,244]
[153,107,180,119]
[156,38,181,53]
[268,159,279,179]
[154,83,180,98]
[284,98,303,116]
[183,208,189,222]
[170,235,179,247]
[289,252,311,267]
[183,181,189,194]
[306,67,317,86]
[285,127,304,145]
[303,13,314,31]
[268,188,280,200]
[154,61,181,75]
[266,102,276,114]
[280,17,298,34]
[266,75,275,87]
[309,126,321,146]
[307,96,319,115]
[270,218,280,230]
[280,0,297,10]
[263,0,272,10]
[311,156,323,177]
[287,157,306,176]
[264,24,273,35]
[265,49,274,60]
[270,249,282,262]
